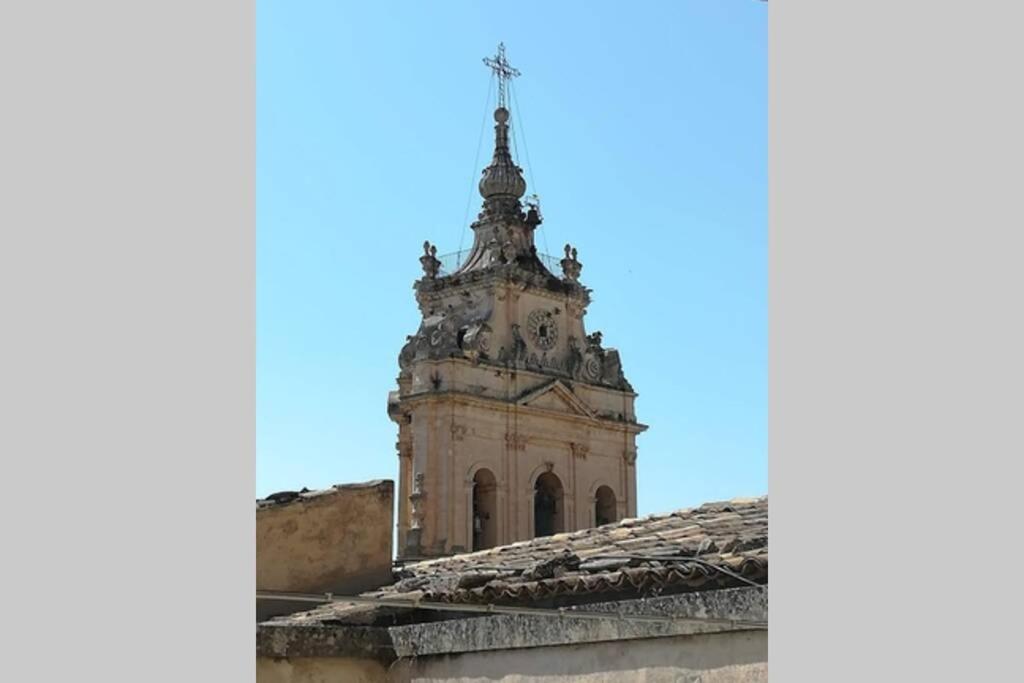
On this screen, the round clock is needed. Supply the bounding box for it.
[526,309,558,350]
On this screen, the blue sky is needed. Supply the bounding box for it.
[257,1,766,515]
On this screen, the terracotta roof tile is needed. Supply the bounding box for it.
[270,495,767,626]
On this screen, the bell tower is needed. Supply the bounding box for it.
[388,44,646,560]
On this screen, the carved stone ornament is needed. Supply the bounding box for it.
[420,241,441,279]
[580,330,606,383]
[581,353,603,383]
[560,243,582,282]
[526,308,558,350]
[505,432,528,451]
[460,322,492,361]
[501,241,517,263]
[398,335,417,372]
[430,315,459,349]
[476,327,492,353]
[510,324,528,364]
[602,349,629,388]
[450,424,467,441]
[623,449,638,466]
[409,473,427,529]
[566,336,583,379]
[570,442,590,459]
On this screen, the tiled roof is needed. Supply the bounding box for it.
[272,496,766,626]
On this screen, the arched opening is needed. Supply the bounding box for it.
[595,485,617,526]
[471,468,498,551]
[533,471,564,538]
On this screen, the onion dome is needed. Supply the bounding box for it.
[479,108,527,200]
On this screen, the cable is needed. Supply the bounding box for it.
[509,79,550,257]
[458,73,495,255]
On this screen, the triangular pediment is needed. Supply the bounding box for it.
[516,380,598,421]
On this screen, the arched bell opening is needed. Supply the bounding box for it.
[471,468,498,551]
[533,471,564,538]
[595,485,617,527]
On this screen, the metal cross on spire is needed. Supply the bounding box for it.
[482,42,520,110]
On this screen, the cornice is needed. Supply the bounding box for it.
[406,357,640,399]
[394,389,648,433]
[416,266,591,306]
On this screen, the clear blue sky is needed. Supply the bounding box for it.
[257,1,766,516]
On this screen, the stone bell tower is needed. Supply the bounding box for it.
[388,44,646,560]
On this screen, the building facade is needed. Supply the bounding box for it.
[388,48,646,560]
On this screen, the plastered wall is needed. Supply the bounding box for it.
[257,480,394,602]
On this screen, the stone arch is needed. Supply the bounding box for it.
[594,484,617,527]
[470,467,498,550]
[532,469,565,538]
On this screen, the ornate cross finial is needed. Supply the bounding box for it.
[483,42,520,110]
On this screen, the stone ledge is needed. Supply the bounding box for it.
[257,624,395,661]
[257,587,766,661]
[386,586,766,657]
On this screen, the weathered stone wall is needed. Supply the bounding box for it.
[257,657,388,683]
[389,631,767,683]
[256,588,768,683]
[256,631,766,683]
[257,480,393,619]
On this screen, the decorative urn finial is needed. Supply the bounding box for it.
[420,241,441,278]
[561,243,582,282]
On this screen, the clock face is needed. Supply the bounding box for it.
[526,309,558,350]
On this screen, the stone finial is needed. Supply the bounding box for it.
[420,241,441,278]
[561,243,582,282]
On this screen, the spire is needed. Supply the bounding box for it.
[449,43,552,278]
[479,107,527,200]
[479,44,526,201]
